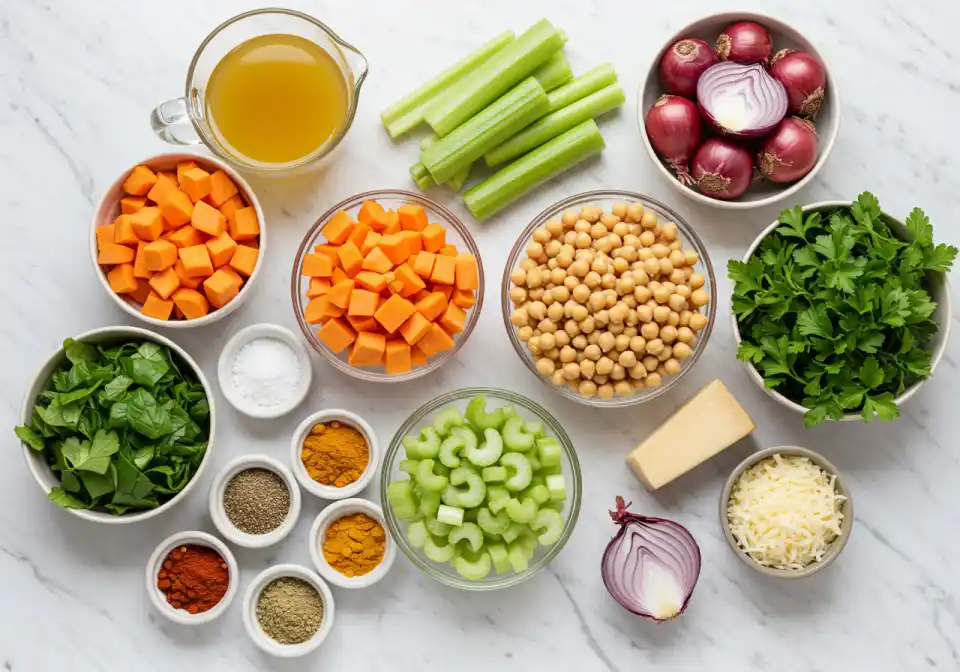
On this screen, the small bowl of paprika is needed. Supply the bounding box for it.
[290,409,380,500]
[308,498,396,589]
[146,530,238,624]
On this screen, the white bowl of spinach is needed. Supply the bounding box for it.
[730,192,955,426]
[15,326,215,522]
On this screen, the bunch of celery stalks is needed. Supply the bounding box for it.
[380,19,625,221]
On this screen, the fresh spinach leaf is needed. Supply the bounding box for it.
[101,375,133,402]
[125,389,172,439]
[48,487,89,509]
[121,343,170,387]
[64,339,98,364]
[15,425,44,451]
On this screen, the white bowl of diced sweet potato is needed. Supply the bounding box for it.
[91,153,265,327]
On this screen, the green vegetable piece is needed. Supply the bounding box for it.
[406,520,429,548]
[531,507,564,545]
[537,437,562,467]
[528,474,546,488]
[464,428,504,467]
[500,405,519,420]
[481,465,507,483]
[465,396,506,432]
[437,504,465,527]
[539,464,563,477]
[432,408,465,437]
[528,454,541,472]
[502,416,535,452]
[546,63,618,111]
[487,542,511,573]
[14,425,44,451]
[507,542,529,572]
[402,426,441,459]
[452,549,492,580]
[448,521,484,552]
[516,527,539,558]
[438,435,465,468]
[501,522,528,544]
[399,459,420,476]
[525,421,546,438]
[416,459,450,492]
[501,452,533,492]
[388,480,420,520]
[425,517,453,537]
[505,497,538,524]
[450,426,479,450]
[523,484,550,506]
[486,485,511,513]
[545,473,567,502]
[443,466,487,508]
[419,490,441,518]
[410,161,436,190]
[531,51,572,92]
[424,534,457,563]
[477,507,512,535]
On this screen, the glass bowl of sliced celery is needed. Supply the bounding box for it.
[381,388,581,590]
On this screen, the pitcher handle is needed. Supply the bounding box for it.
[150,97,202,145]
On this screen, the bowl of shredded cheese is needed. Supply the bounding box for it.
[720,446,853,578]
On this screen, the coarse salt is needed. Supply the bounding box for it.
[231,337,301,408]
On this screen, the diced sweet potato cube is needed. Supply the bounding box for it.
[394,263,426,298]
[374,294,416,334]
[455,253,479,290]
[431,254,456,285]
[337,242,364,277]
[219,265,244,290]
[346,221,371,250]
[348,289,379,317]
[120,196,147,214]
[167,225,205,249]
[327,279,355,309]
[361,231,382,255]
[440,244,458,257]
[421,223,446,253]
[208,170,239,206]
[396,230,423,257]
[122,165,158,196]
[411,346,428,366]
[417,324,455,356]
[179,244,214,277]
[415,292,448,322]
[439,303,467,334]
[229,245,258,277]
[302,253,334,278]
[203,269,241,308]
[147,173,180,206]
[413,251,436,279]
[361,247,393,274]
[172,288,210,319]
[387,280,405,295]
[399,312,432,345]
[382,210,402,234]
[304,297,328,324]
[323,211,355,244]
[159,190,194,228]
[358,200,386,227]
[130,278,152,304]
[228,207,259,241]
[397,204,428,232]
[346,314,380,332]
[218,194,245,221]
[127,208,160,242]
[331,267,349,285]
[410,289,431,303]
[377,234,407,266]
[99,243,136,265]
[176,161,198,184]
[384,340,412,374]
[306,277,331,299]
[143,240,178,272]
[133,242,152,279]
[149,266,181,300]
[107,263,138,294]
[180,167,212,203]
[173,260,201,289]
[206,232,237,267]
[96,224,116,251]
[349,332,386,366]
[141,292,174,320]
[192,200,226,236]
[437,284,455,300]
[354,271,387,293]
[318,317,357,353]
[452,288,476,308]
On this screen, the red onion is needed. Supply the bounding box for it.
[693,138,754,199]
[601,497,701,621]
[659,38,719,98]
[697,61,787,138]
[757,117,819,183]
[770,49,827,118]
[645,95,702,184]
[716,21,773,64]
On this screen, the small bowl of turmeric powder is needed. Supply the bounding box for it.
[291,409,380,500]
[309,498,396,589]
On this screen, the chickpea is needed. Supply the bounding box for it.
[579,380,598,397]
[678,309,692,327]
[564,320,581,337]
[609,322,625,335]
[624,324,638,337]
[675,284,691,299]
[653,287,670,304]
[677,326,694,344]
[536,358,556,376]
[601,213,620,229]
[589,258,607,275]
[575,232,593,249]
[668,294,688,312]
[588,223,606,240]
[570,304,588,323]
[657,346,673,362]
[526,272,543,289]
[582,344,601,361]
[669,240,683,251]
[610,363,625,381]
[580,205,602,223]
[651,243,670,259]
[644,257,661,277]
[612,257,629,274]
[587,331,601,345]
[554,331,570,347]
[509,287,526,306]
[664,358,681,375]
[667,311,680,327]
[546,218,564,237]
[625,203,644,222]
[513,325,531,342]
[668,249,685,268]
[596,356,615,376]
[594,309,610,326]
[691,288,710,307]
[510,268,527,286]
[528,335,541,353]
[538,319,558,334]
[639,230,656,247]
[510,309,529,327]
[623,296,638,310]
[584,271,601,289]
[673,342,693,360]
[646,338,665,355]
[569,260,589,278]
[593,374,609,385]
[612,381,632,397]
[546,302,563,322]
[561,211,578,228]
[653,305,671,324]
[598,383,615,400]
[634,286,653,304]
[640,321,659,340]
[618,246,639,263]
[547,258,558,271]
[551,285,569,303]
[532,228,550,244]
[571,335,588,350]
[562,362,581,380]
[618,350,638,368]
[689,273,706,289]
[640,355,658,372]
[627,335,646,352]
[556,252,574,269]
[661,222,678,241]
[562,276,578,292]
[640,209,658,229]
[610,334,627,352]
[659,258,674,276]
[637,247,655,262]
[526,301,546,321]
[645,372,662,388]
[668,268,685,284]
[519,258,537,272]
[574,219,590,233]
[557,345,575,363]
[545,240,563,259]
[580,317,596,334]
[689,313,708,331]
[580,359,597,379]
[612,203,627,219]
[569,283,588,303]
[685,250,700,266]
[589,292,606,312]
[612,222,629,239]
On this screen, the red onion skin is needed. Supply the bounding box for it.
[757,117,819,183]
[659,38,719,98]
[696,62,787,139]
[717,22,773,64]
[770,50,827,118]
[693,138,754,199]
[601,497,702,622]
[645,95,702,184]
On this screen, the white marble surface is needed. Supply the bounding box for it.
[1,0,958,669]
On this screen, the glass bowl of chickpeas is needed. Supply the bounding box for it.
[501,191,715,407]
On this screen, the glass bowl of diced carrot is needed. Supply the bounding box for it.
[292,190,484,381]
[90,152,265,328]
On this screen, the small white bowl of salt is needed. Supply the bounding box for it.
[218,323,312,419]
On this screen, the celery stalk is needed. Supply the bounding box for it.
[410,162,435,190]
[419,134,473,191]
[547,63,618,112]
[485,84,624,166]
[463,119,605,221]
[420,132,440,151]
[423,19,564,137]
[421,77,549,184]
[532,51,573,92]
[381,31,516,138]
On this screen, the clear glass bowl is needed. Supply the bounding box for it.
[379,388,582,591]
[501,190,716,407]
[291,190,484,382]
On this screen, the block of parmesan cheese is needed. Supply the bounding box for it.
[626,380,755,490]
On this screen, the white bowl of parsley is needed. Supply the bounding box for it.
[15,326,215,523]
[730,192,954,426]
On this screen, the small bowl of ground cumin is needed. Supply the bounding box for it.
[290,409,380,500]
[309,497,396,589]
[209,455,302,548]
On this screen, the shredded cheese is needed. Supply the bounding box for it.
[727,454,846,570]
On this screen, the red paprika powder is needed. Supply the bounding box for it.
[157,544,229,614]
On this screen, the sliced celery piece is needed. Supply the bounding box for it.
[464,119,605,221]
[419,134,473,191]
[507,542,530,572]
[423,19,564,136]
[433,408,465,437]
[516,527,539,558]
[450,426,479,452]
[505,497,538,524]
[523,484,551,506]
[488,542,511,573]
[482,465,507,483]
[453,549,492,580]
[381,31,516,138]
[528,474,546,489]
[437,504,465,527]
[416,459,450,492]
[399,459,420,477]
[546,473,567,502]
[438,435,466,469]
[531,508,564,545]
[502,522,528,545]
[486,485,511,514]
[419,490,441,518]
[410,162,435,190]
[424,534,457,562]
[464,428,504,468]
[525,421,546,438]
[546,63,618,112]
[501,405,519,420]
[537,437,563,467]
[446,164,472,192]
[466,396,506,431]
[421,77,549,184]
[528,454,541,472]
[485,84,625,166]
[531,51,573,92]
[425,517,453,537]
[477,507,512,535]
[407,520,429,548]
[387,481,420,521]
[403,426,441,459]
[502,416,535,452]
[501,452,533,492]
[448,521,484,552]
[444,466,486,508]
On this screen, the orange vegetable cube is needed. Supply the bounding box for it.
[122,165,158,196]
[206,232,237,267]
[439,303,467,334]
[374,294,416,334]
[411,346,429,367]
[302,253,334,278]
[413,251,436,279]
[361,247,393,274]
[128,208,162,242]
[149,266,181,300]
[421,223,446,253]
[172,288,210,320]
[437,284,455,300]
[388,280,405,295]
[317,317,357,353]
[229,245,258,277]
[180,167,212,203]
[218,194,246,221]
[313,244,340,261]
[455,254,479,290]
[397,204,428,231]
[410,289,431,303]
[143,240,178,271]
[415,292,448,322]
[354,271,387,293]
[323,211,355,244]
[96,224,116,251]
[306,277,331,299]
[431,254,456,285]
[453,288,477,309]
[167,225,205,249]
[120,196,147,214]
[361,231,382,255]
[208,170,239,206]
[107,263,138,294]
[377,234,408,266]
[98,243,136,265]
[346,314,380,332]
[327,279,355,309]
[130,278,152,304]
[219,265,244,290]
[176,161,198,184]
[382,210,402,234]
[228,207,259,241]
[331,267,350,285]
[203,269,241,309]
[192,200,226,236]
[173,260,201,289]
[141,292,174,320]
[396,230,423,257]
[417,324,455,356]
[399,312,432,345]
[349,332,386,366]
[394,263,426,298]
[159,190,195,228]
[346,221,371,250]
[147,173,180,206]
[133,242,152,279]
[348,289,380,317]
[384,340,412,374]
[336,242,364,277]
[178,244,214,277]
[304,297,329,324]
[358,200,386,227]
[440,245,458,257]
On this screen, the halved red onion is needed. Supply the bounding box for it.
[770,49,827,117]
[757,116,819,183]
[692,138,754,199]
[601,497,701,621]
[716,21,773,64]
[659,38,719,98]
[645,95,702,184]
[697,61,787,138]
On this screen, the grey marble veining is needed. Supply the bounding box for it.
[0,0,958,670]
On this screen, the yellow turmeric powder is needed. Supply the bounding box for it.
[322,513,385,577]
[301,421,369,487]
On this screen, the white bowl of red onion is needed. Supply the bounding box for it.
[638,12,841,209]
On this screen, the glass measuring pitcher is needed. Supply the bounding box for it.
[150,8,368,174]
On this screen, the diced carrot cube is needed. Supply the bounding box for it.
[377,234,407,266]
[173,260,201,289]
[369,207,396,233]
[384,340,412,374]
[382,210,402,234]
[159,190,194,228]
[129,207,163,242]
[302,253,334,278]
[107,263,138,294]
[219,265,244,291]
[348,289,380,317]
[346,314,380,332]
[218,194,246,221]
[172,288,210,319]
[421,223,446,253]
[122,165,158,196]
[327,279,355,309]
[411,346,428,367]
[192,200,226,236]
[374,294,417,334]
[358,200,386,227]
[180,167,212,202]
[317,317,357,353]
[397,204,428,232]
[337,242,364,277]
[113,216,139,245]
[228,207,259,241]
[452,288,476,308]
[439,303,467,334]
[396,230,423,257]
[415,292,448,322]
[304,297,329,324]
[230,245,258,277]
[413,251,436,279]
[355,271,387,293]
[331,267,350,285]
[306,277,331,299]
[349,332,386,366]
[208,170,239,206]
[167,225,205,249]
[147,173,180,206]
[394,263,426,298]
[176,161,198,184]
[96,224,116,251]
[133,242,152,279]
[205,232,237,267]
[178,244,214,277]
[143,240,178,272]
[323,211,355,244]
[417,324,455,356]
[130,278,152,304]
[399,312,432,345]
[346,221,371,249]
[431,255,456,285]
[141,292,174,320]
[203,269,240,309]
[99,243,136,265]
[120,196,147,214]
[149,266,181,300]
[455,253,480,290]
[361,231,382,255]
[361,247,393,274]
[314,244,340,262]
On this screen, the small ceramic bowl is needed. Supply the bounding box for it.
[290,409,380,500]
[145,530,239,624]
[242,564,336,658]
[91,152,266,328]
[638,11,841,210]
[308,498,396,589]
[720,446,853,578]
[208,455,302,548]
[732,201,953,421]
[217,323,313,419]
